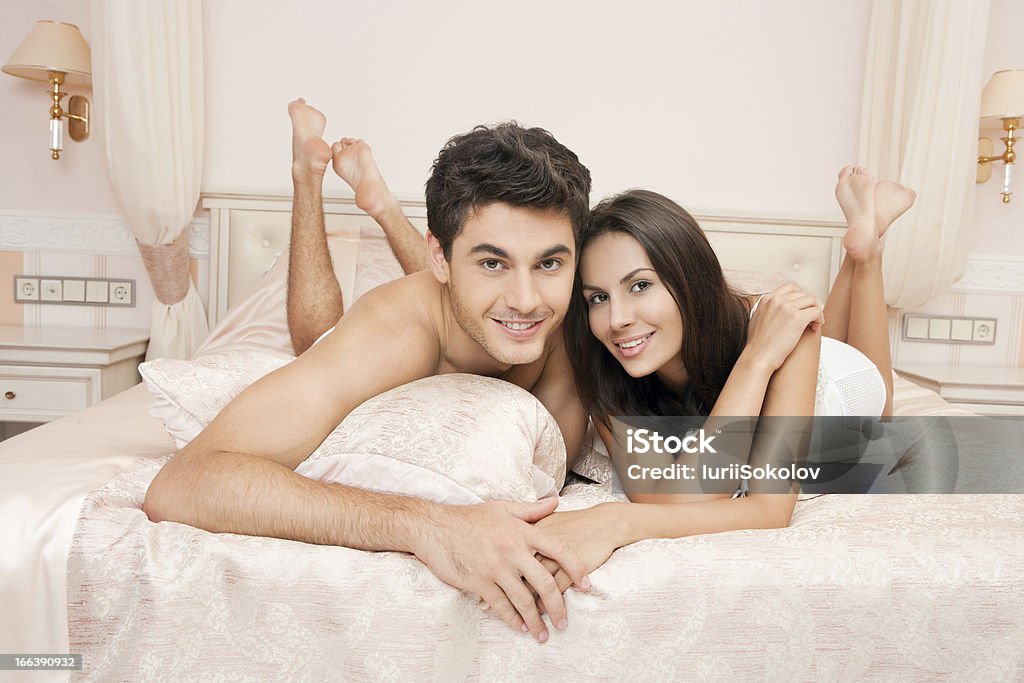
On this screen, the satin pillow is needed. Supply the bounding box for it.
[194,224,405,358]
[140,352,564,503]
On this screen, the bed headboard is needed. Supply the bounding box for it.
[201,192,845,328]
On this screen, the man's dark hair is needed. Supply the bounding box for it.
[424,122,591,258]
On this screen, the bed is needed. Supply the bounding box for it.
[1,192,1021,681]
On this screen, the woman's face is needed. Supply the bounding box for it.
[579,231,688,389]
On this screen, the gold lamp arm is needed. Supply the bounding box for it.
[43,70,89,160]
[977,118,1018,203]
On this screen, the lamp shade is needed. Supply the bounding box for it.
[980,69,1024,119]
[2,20,91,85]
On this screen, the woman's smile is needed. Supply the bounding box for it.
[579,231,686,383]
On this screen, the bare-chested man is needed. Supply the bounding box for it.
[144,100,593,645]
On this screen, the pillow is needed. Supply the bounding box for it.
[723,269,796,296]
[140,351,564,504]
[140,349,295,448]
[570,419,615,485]
[295,374,564,503]
[194,223,407,358]
[352,223,406,301]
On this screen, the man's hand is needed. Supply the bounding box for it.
[410,498,591,643]
[533,504,622,595]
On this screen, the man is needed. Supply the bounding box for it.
[143,99,593,645]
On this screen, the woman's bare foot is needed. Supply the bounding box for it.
[289,98,332,185]
[331,137,396,219]
[836,165,881,261]
[874,180,916,238]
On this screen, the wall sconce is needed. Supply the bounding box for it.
[2,21,92,160]
[977,69,1024,203]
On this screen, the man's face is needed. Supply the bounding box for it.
[440,203,576,366]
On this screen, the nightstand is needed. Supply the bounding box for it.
[0,326,149,423]
[894,363,1024,417]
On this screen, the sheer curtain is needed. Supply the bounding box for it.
[92,0,207,358]
[859,0,990,308]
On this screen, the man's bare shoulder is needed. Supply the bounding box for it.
[312,271,443,369]
[348,271,442,324]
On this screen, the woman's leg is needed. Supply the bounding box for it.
[824,167,915,417]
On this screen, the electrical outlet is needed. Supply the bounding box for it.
[109,281,134,305]
[14,277,39,301]
[40,279,62,302]
[902,314,997,345]
[973,320,996,343]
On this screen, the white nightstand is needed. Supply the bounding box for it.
[0,326,149,423]
[894,363,1024,417]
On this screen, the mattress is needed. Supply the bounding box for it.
[0,370,1007,679]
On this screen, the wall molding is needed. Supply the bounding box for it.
[0,209,209,258]
[3,209,1024,295]
[952,255,1024,295]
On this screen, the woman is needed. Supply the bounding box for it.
[532,167,915,584]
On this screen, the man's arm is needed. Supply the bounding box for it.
[147,284,439,531]
[144,284,588,642]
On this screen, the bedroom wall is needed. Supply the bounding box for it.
[202,0,871,215]
[2,0,1023,368]
[1,1,163,330]
[891,0,1024,368]
[200,0,1024,368]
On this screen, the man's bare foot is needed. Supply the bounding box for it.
[874,180,916,238]
[289,98,332,185]
[836,165,880,261]
[331,137,396,219]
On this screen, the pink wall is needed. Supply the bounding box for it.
[970,0,1024,255]
[201,0,872,216]
[1,0,120,213]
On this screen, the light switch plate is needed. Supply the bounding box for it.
[62,279,86,302]
[85,280,109,303]
[902,314,997,345]
[40,279,62,302]
[12,275,136,307]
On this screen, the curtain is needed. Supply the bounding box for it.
[859,0,990,308]
[93,0,207,359]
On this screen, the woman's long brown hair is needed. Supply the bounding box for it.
[566,190,750,421]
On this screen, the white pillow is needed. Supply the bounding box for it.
[140,351,565,504]
[140,349,294,448]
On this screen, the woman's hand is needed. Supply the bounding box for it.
[474,504,620,621]
[744,283,824,373]
[534,504,622,574]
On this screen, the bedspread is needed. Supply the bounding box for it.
[67,458,1024,681]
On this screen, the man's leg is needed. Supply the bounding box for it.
[331,137,427,275]
[287,99,343,355]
